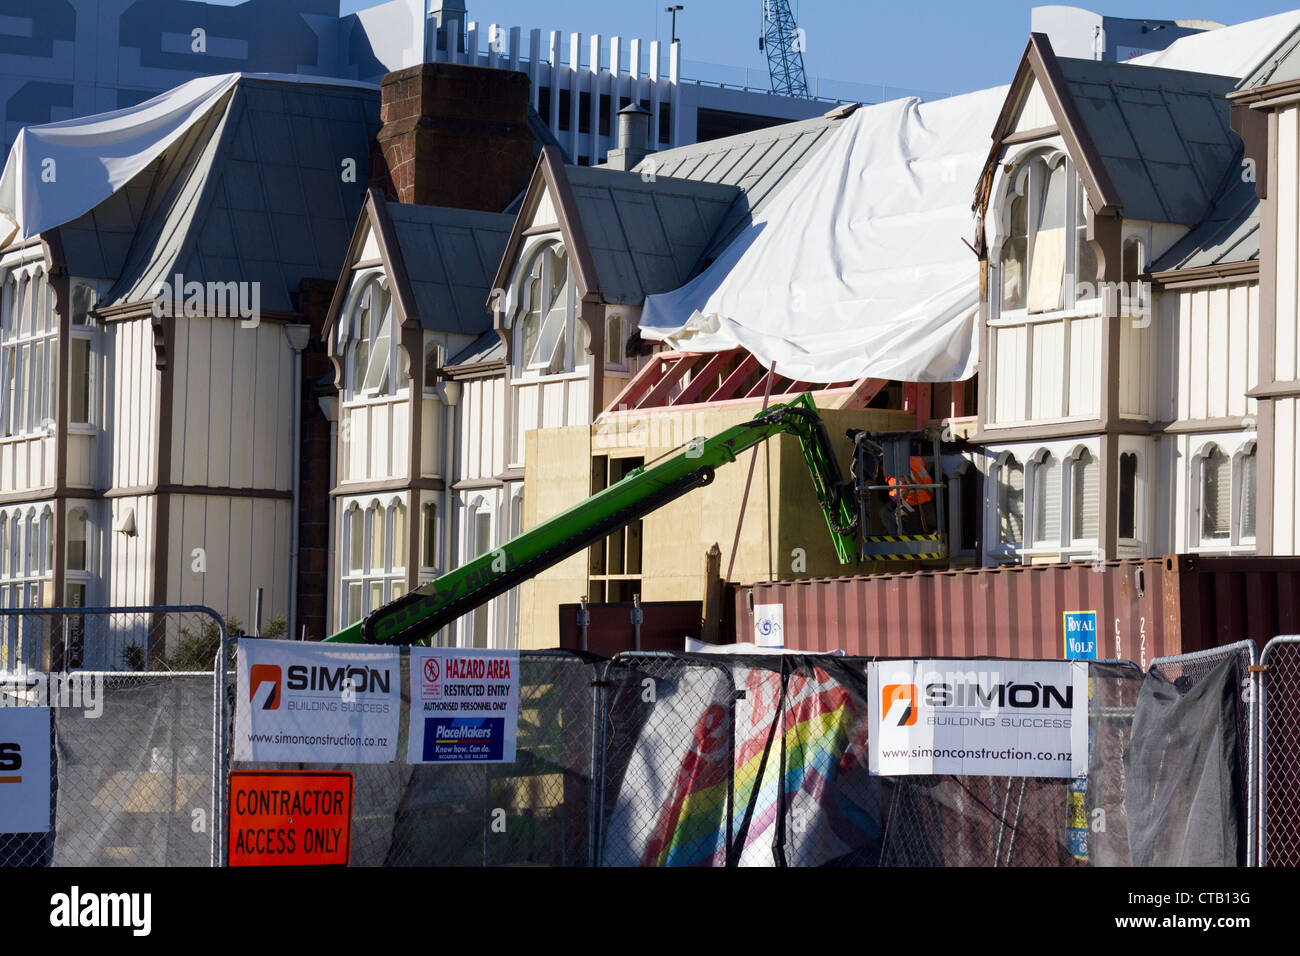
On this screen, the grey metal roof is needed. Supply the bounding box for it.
[1058,57,1238,225]
[1238,23,1300,90]
[563,165,741,305]
[383,202,513,335]
[99,77,380,311]
[628,110,850,259]
[58,103,226,281]
[1149,150,1259,272]
[445,328,505,369]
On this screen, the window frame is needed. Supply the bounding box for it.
[338,493,408,627]
[510,241,586,379]
[1191,437,1257,554]
[341,273,403,402]
[0,266,58,441]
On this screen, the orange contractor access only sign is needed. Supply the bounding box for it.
[228,771,352,866]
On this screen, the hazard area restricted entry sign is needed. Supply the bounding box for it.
[228,771,352,866]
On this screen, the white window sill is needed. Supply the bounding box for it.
[990,301,1103,327]
[510,369,588,385]
[342,392,409,409]
[1191,543,1256,555]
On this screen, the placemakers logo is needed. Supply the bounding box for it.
[907,670,1075,730]
[49,887,151,937]
[274,661,394,715]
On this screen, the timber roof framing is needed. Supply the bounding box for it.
[600,348,887,416]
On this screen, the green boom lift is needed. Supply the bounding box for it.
[325,393,857,645]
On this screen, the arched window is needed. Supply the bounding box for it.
[1238,444,1257,543]
[367,501,385,574]
[341,496,408,628]
[39,507,51,575]
[1200,445,1231,542]
[347,504,364,573]
[1070,448,1098,541]
[997,155,1095,316]
[0,514,7,576]
[514,244,577,376]
[345,277,399,398]
[390,500,406,571]
[998,455,1024,545]
[1032,451,1061,548]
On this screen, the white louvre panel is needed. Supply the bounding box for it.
[1202,452,1231,540]
[1240,450,1257,540]
[1035,456,1060,546]
[1000,460,1024,544]
[1073,451,1099,540]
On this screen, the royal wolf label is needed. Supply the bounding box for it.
[235,640,399,763]
[868,659,1089,778]
[408,648,519,764]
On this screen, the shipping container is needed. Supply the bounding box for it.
[732,555,1300,666]
[558,600,706,656]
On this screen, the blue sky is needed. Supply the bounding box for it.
[331,0,1300,96]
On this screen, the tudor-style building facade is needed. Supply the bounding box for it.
[1,75,379,669]
[973,34,1259,565]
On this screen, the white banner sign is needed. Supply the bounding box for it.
[0,707,51,833]
[235,640,399,763]
[868,659,1088,778]
[408,648,519,764]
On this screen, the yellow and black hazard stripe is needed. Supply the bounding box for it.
[860,534,946,561]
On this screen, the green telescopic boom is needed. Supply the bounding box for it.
[325,393,856,645]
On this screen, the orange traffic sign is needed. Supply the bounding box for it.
[228,771,352,866]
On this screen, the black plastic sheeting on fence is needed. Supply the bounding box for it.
[1125,655,1243,866]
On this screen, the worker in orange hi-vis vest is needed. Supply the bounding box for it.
[886,456,935,531]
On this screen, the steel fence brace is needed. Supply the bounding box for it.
[1257,635,1300,867]
[590,658,613,867]
[1150,640,1259,867]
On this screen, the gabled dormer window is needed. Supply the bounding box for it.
[343,275,401,400]
[997,154,1097,317]
[513,243,585,377]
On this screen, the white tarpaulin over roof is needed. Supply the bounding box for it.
[638,86,1007,384]
[0,72,376,246]
[1128,10,1300,78]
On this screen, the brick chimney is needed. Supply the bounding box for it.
[373,62,537,212]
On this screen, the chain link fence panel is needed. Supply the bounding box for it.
[1260,636,1300,867]
[0,607,227,867]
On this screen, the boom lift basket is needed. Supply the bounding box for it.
[848,429,947,563]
